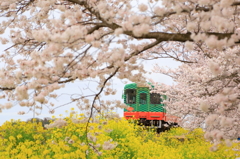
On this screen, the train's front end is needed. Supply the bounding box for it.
[123,83,179,132]
[123,83,166,127]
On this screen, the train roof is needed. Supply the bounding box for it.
[124,83,155,89]
[124,83,137,89]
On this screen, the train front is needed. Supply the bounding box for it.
[123,83,168,127]
[122,83,179,132]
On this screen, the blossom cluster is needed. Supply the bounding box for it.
[152,47,240,141]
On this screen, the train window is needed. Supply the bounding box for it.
[125,89,136,104]
[150,93,161,104]
[140,93,147,104]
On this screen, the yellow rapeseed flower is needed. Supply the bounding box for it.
[0,112,238,159]
[17,134,22,139]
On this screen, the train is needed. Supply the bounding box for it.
[122,83,179,133]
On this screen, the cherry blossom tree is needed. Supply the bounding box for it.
[148,0,240,147]
[0,0,239,145]
[152,46,240,146]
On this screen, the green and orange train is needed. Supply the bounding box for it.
[123,83,179,132]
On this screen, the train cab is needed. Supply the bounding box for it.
[123,83,179,131]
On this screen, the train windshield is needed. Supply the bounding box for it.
[150,93,162,104]
[140,93,147,104]
[125,89,136,104]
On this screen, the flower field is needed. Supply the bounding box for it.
[0,113,239,159]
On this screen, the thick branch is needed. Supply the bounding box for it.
[67,0,239,43]
[0,87,15,91]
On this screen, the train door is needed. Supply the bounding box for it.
[137,88,149,112]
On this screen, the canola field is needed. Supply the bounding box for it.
[0,113,239,159]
